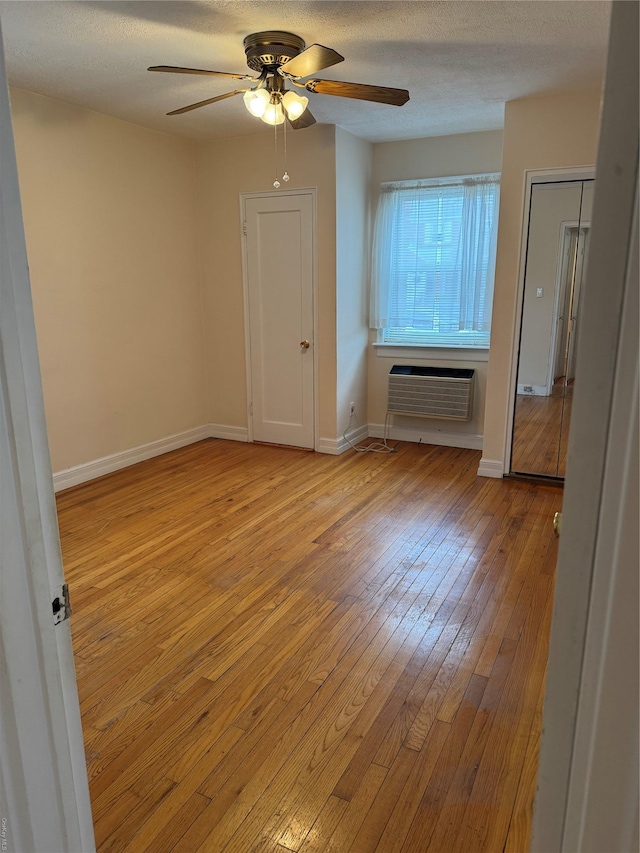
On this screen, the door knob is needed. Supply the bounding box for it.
[300,340,310,349]
[553,511,562,535]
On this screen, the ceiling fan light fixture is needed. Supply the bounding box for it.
[261,99,285,125]
[243,88,270,117]
[282,90,309,120]
[152,31,409,142]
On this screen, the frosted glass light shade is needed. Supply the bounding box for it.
[261,101,285,125]
[243,88,270,117]
[282,90,309,120]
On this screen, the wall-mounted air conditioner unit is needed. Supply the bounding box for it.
[388,365,475,421]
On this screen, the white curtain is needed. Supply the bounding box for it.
[369,187,400,331]
[370,174,500,344]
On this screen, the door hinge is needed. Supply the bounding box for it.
[243,221,247,236]
[52,583,72,624]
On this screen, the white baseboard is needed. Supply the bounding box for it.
[208,423,249,443]
[477,457,505,478]
[52,420,485,491]
[517,383,549,396]
[317,437,341,455]
[52,425,212,492]
[368,422,483,451]
[319,424,369,455]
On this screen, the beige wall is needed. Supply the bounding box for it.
[12,95,342,469]
[481,91,603,474]
[368,130,504,447]
[10,88,207,473]
[10,85,604,475]
[335,127,372,440]
[195,124,338,442]
[372,130,504,186]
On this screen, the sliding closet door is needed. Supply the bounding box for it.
[510,179,594,478]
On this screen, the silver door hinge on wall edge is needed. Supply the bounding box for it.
[52,583,72,624]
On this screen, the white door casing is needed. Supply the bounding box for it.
[565,227,589,383]
[562,185,638,853]
[549,222,590,391]
[0,16,95,852]
[531,1,639,849]
[242,190,316,449]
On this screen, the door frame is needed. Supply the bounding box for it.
[564,224,590,384]
[547,219,591,395]
[504,167,595,475]
[532,1,639,846]
[0,16,95,851]
[239,187,319,449]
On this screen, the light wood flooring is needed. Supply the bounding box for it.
[57,439,560,852]
[511,390,572,478]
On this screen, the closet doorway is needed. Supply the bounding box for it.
[510,174,594,479]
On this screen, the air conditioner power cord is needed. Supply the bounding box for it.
[343,411,397,453]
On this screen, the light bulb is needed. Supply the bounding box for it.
[261,101,285,126]
[243,88,269,118]
[282,90,309,120]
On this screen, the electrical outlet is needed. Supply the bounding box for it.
[349,401,356,416]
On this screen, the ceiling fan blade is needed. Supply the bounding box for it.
[305,79,410,106]
[149,65,253,81]
[288,108,317,130]
[167,89,247,116]
[279,44,344,79]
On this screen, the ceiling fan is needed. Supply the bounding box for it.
[149,30,410,128]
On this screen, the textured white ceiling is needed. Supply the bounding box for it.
[0,1,611,142]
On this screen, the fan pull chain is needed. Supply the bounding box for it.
[273,119,280,189]
[282,113,290,183]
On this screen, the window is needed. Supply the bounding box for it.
[370,174,500,348]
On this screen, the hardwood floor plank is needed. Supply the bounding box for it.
[318,762,388,853]
[434,491,551,723]
[89,676,221,805]
[269,594,447,851]
[54,439,559,852]
[357,726,450,853]
[297,795,349,853]
[207,594,428,851]
[511,390,572,478]
[196,682,320,801]
[473,492,556,676]
[84,691,179,782]
[130,727,243,852]
[398,673,488,852]
[452,574,554,851]
[501,678,546,853]
[94,777,176,851]
[139,791,211,853]
[421,638,518,852]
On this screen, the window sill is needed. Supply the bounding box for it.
[372,342,489,362]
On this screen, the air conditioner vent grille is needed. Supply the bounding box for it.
[388,366,475,421]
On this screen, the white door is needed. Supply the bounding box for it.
[243,191,315,449]
[0,18,95,852]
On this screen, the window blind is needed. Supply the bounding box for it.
[370,174,500,348]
